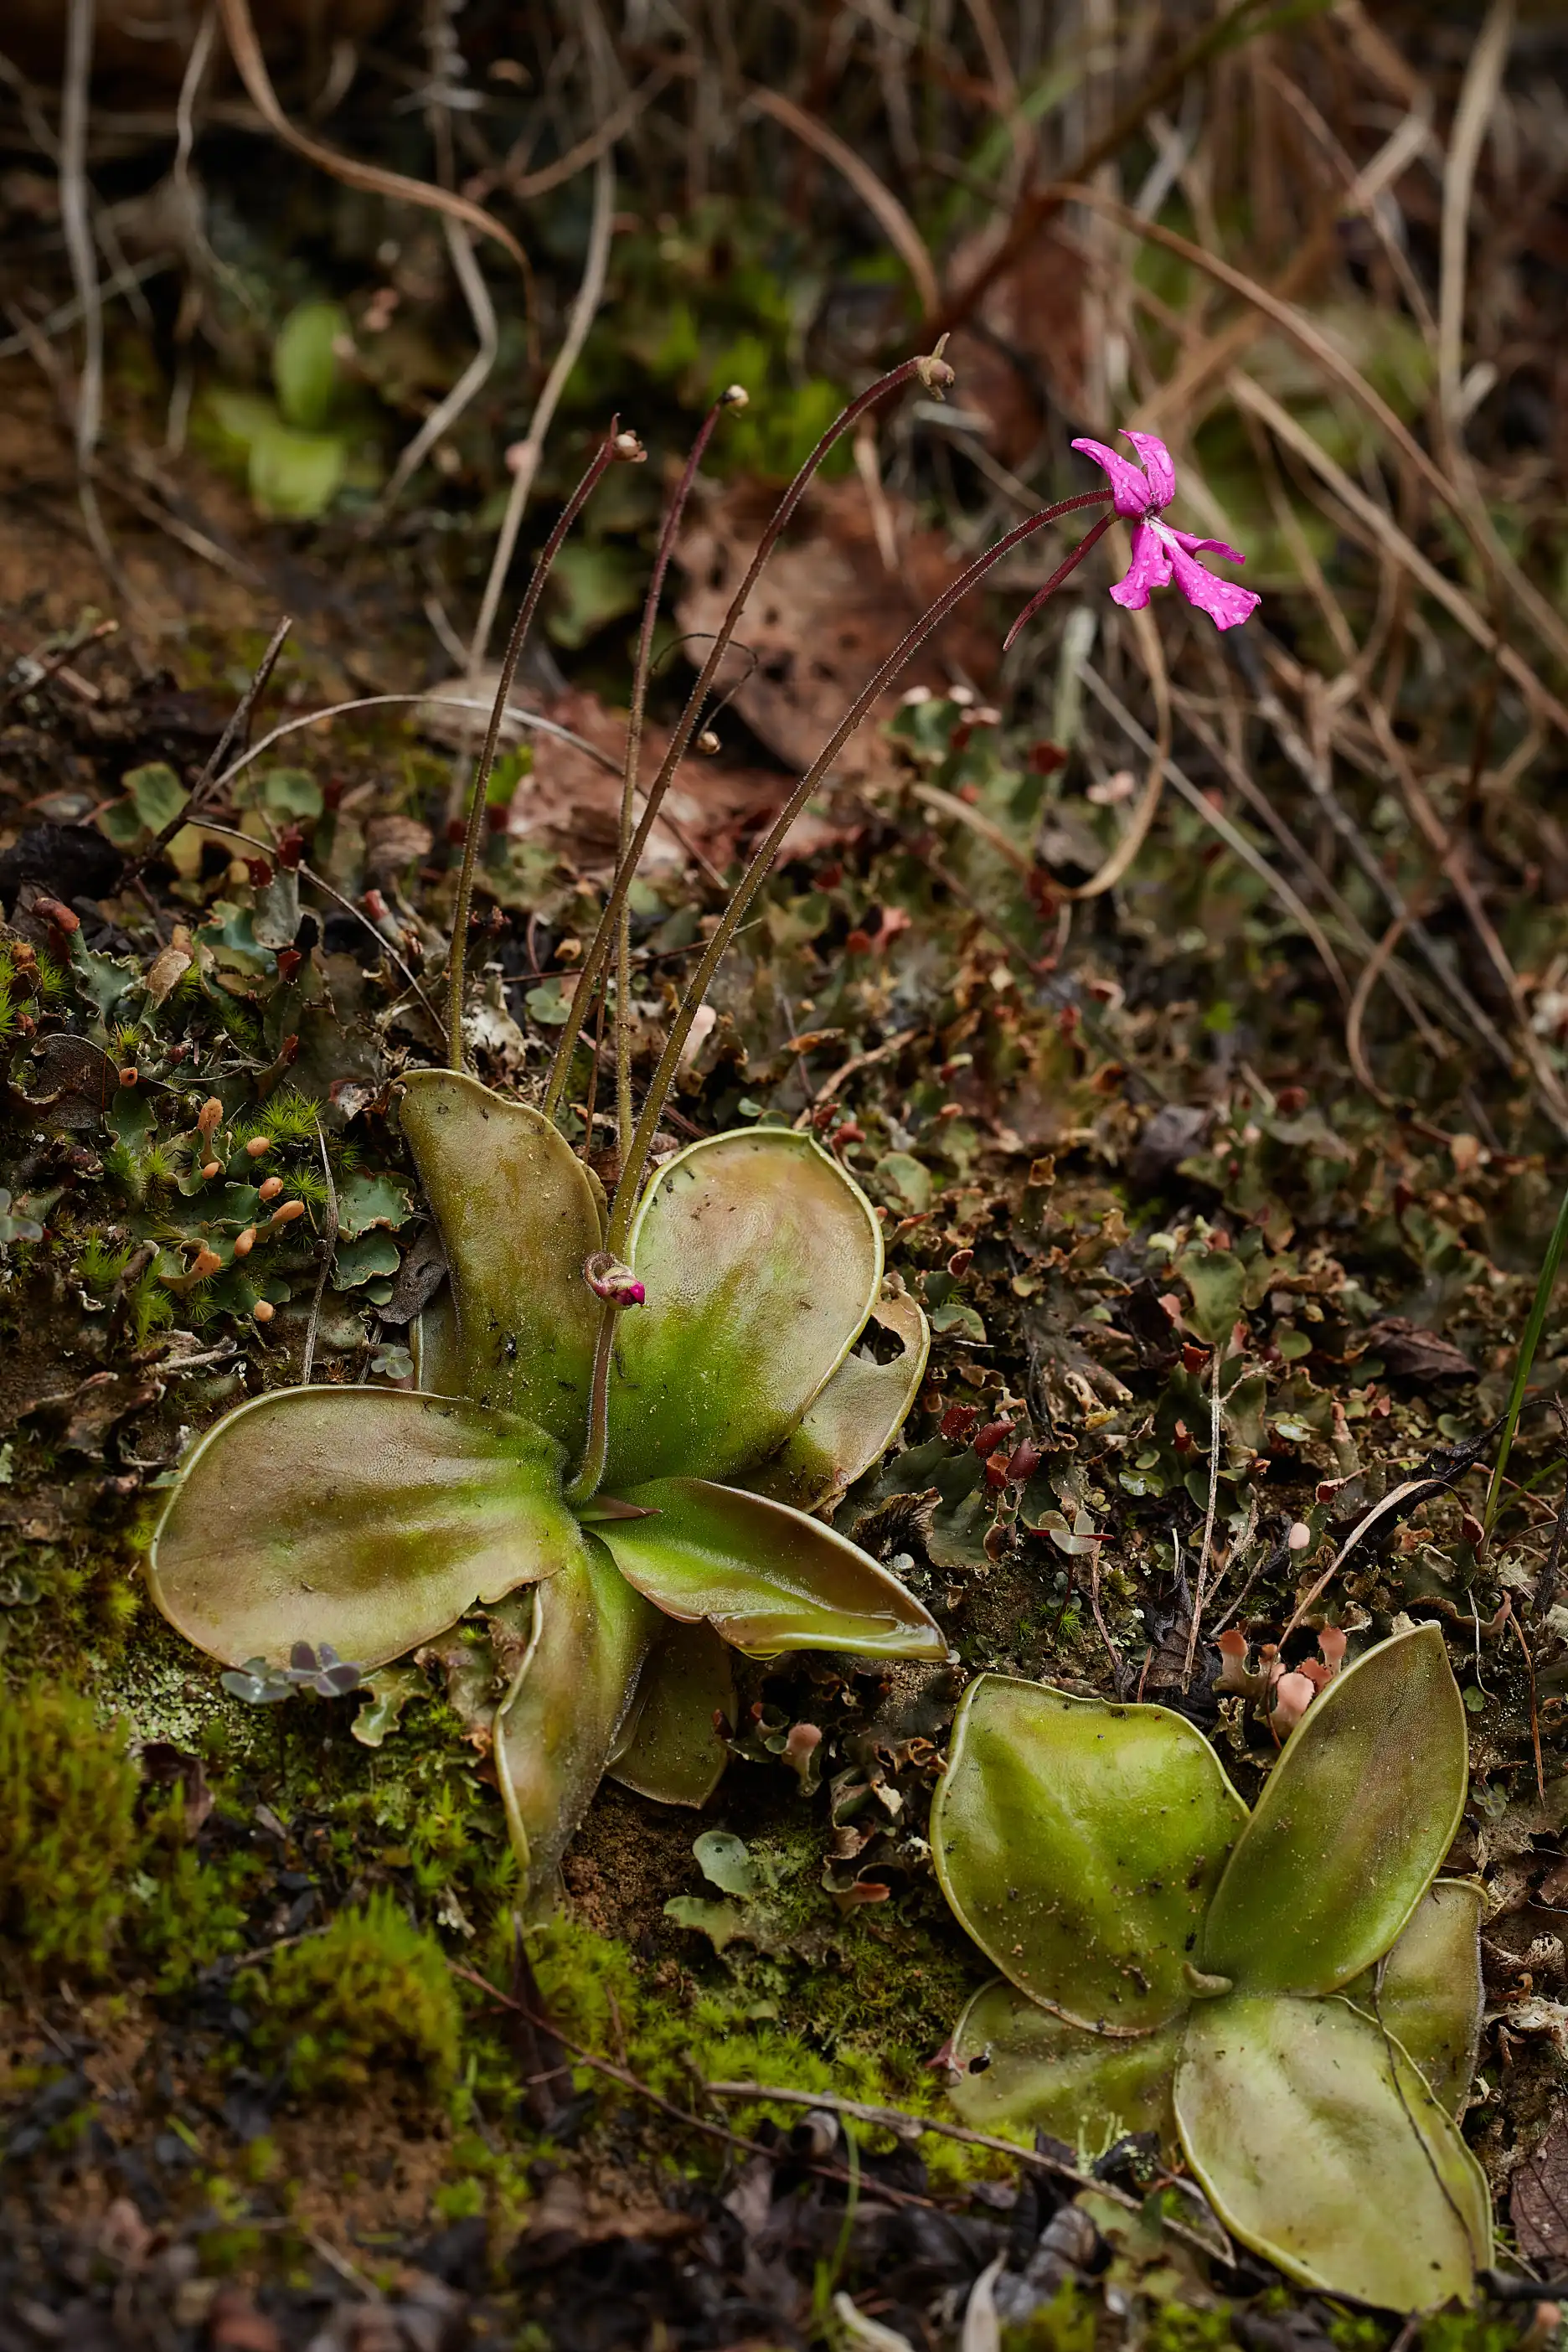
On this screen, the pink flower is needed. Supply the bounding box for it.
[1071,430,1261,632]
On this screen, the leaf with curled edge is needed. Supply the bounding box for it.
[493,1534,654,1900]
[399,1068,603,1448]
[1200,1625,1467,1998]
[149,1387,586,1672]
[931,1675,1247,2031]
[597,1477,946,1660]
[742,1290,930,1514]
[1343,1880,1484,2117]
[1174,1993,1490,2311]
[948,1974,1180,2144]
[603,1128,882,1489]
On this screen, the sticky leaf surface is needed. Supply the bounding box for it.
[1175,1993,1489,2309]
[950,1976,1180,2143]
[150,1389,582,1671]
[604,1130,881,1488]
[400,1070,603,1450]
[599,1478,946,1658]
[931,1678,1247,2029]
[745,1291,930,1512]
[1202,1626,1467,1995]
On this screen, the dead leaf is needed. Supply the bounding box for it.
[1364,1318,1474,1381]
[1513,2109,1568,2261]
[674,477,998,781]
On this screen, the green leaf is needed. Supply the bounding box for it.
[950,1976,1181,2144]
[606,1614,735,1808]
[124,761,188,834]
[1352,1880,1484,2118]
[1174,1993,1490,2309]
[599,1477,946,1660]
[604,1129,881,1488]
[875,1152,932,1213]
[149,1388,586,1672]
[544,540,646,649]
[692,1830,758,1896]
[247,420,348,520]
[333,1231,401,1289]
[273,300,348,431]
[1177,1245,1246,1346]
[931,1677,1247,2029]
[744,1291,930,1512]
[493,1534,652,1898]
[400,1070,603,1452]
[1201,1626,1467,1997]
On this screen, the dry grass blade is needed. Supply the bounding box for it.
[215,0,528,271]
[748,87,940,320]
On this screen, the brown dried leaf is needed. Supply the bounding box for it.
[1364,1318,1474,1382]
[1513,2110,1568,2262]
[674,478,998,781]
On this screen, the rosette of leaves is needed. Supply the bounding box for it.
[148,1069,937,1891]
[931,1626,1490,2311]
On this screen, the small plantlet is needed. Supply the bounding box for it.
[931,1626,1489,2311]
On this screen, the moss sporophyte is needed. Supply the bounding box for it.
[931,1626,1491,2312]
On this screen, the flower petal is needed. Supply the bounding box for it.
[1201,1625,1468,1997]
[149,1388,585,1671]
[950,1975,1181,2143]
[931,1676,1247,2029]
[1345,1880,1484,2119]
[1070,435,1153,518]
[607,1616,735,1807]
[1119,429,1175,508]
[1106,519,1173,612]
[1175,1993,1490,2309]
[494,1534,654,1898]
[1163,527,1248,564]
[1164,539,1262,632]
[597,1476,946,1658]
[603,1128,882,1488]
[399,1069,604,1450]
[742,1290,930,1514]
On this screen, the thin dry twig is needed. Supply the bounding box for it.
[1183,1343,1225,1690]
[747,85,940,319]
[215,0,528,269]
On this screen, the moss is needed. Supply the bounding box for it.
[1001,2284,1099,2352]
[518,1911,1013,2190]
[0,1683,141,1975]
[254,1890,462,2102]
[1145,2308,1236,2352]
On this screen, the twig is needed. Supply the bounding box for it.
[59,0,124,600]
[215,0,527,269]
[132,617,291,874]
[1183,1343,1224,1691]
[1344,911,1411,1106]
[747,85,939,318]
[299,1118,339,1385]
[449,1964,938,2209]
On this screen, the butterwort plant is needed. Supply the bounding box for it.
[147,353,1261,1899]
[931,1625,1489,2312]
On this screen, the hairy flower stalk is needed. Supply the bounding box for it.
[602,482,1113,1265]
[446,422,640,1065]
[543,346,961,1128]
[611,388,749,1162]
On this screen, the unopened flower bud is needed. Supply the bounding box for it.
[612,430,646,463]
[1287,1520,1312,1552]
[258,1176,283,1202]
[720,384,749,409]
[916,333,955,397]
[696,729,720,756]
[253,1298,276,1323]
[585,1251,645,1308]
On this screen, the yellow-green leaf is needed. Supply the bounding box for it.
[949,1975,1180,2144]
